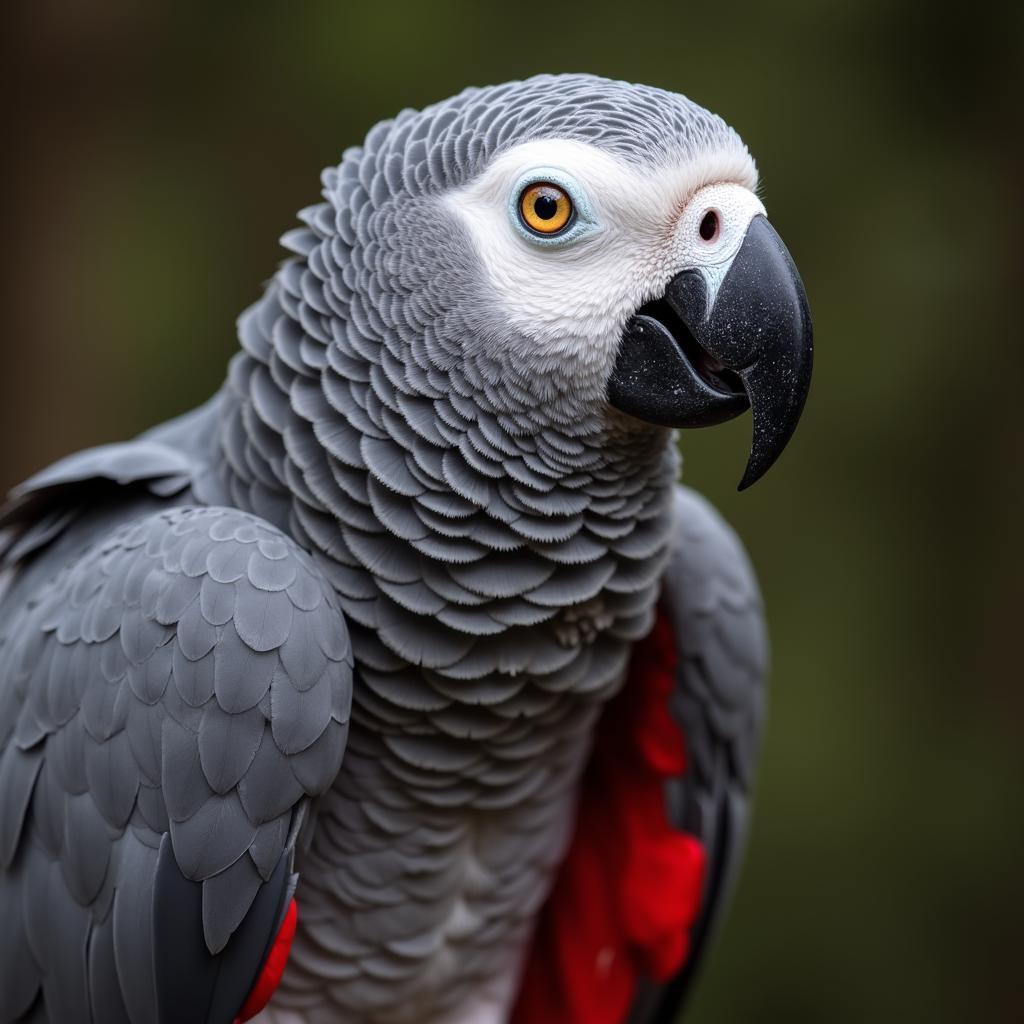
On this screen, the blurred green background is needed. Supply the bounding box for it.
[2,1,1022,1021]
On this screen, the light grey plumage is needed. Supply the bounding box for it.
[0,72,806,1024]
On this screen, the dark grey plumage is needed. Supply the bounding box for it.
[0,496,352,1022]
[0,73,767,1024]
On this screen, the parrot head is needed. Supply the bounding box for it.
[323,74,813,488]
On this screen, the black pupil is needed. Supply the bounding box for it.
[699,211,718,240]
[534,193,559,220]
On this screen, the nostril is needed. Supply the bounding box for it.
[699,210,719,242]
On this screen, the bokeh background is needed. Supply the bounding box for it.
[2,2,1022,1021]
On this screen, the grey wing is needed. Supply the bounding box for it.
[630,484,768,1024]
[0,504,353,1024]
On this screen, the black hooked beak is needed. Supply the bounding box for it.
[607,215,813,489]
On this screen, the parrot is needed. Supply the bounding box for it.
[0,73,812,1024]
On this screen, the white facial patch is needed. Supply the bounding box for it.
[444,138,761,369]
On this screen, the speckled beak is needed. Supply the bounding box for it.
[607,215,813,489]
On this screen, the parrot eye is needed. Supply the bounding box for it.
[518,182,574,236]
[506,168,596,248]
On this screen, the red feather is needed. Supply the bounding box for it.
[235,897,298,1023]
[511,609,706,1023]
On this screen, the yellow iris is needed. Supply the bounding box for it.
[519,183,573,234]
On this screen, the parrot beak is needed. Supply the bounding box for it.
[607,215,813,489]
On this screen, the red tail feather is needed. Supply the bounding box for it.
[236,897,298,1023]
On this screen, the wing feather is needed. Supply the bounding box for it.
[633,484,768,1023]
[0,502,353,1022]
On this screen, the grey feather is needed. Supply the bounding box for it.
[212,621,278,713]
[201,852,264,955]
[126,639,173,704]
[248,812,291,881]
[270,668,334,756]
[111,832,158,1024]
[171,641,216,706]
[40,867,92,1024]
[0,745,43,867]
[198,701,264,794]
[61,793,112,905]
[167,788,258,882]
[160,716,212,822]
[0,872,40,1018]
[50,719,88,795]
[83,729,139,828]
[232,586,294,653]
[237,727,307,824]
[9,443,191,500]
[289,719,350,792]
[86,914,132,1024]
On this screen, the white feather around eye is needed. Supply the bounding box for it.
[445,139,761,363]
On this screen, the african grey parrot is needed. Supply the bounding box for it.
[0,74,812,1024]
